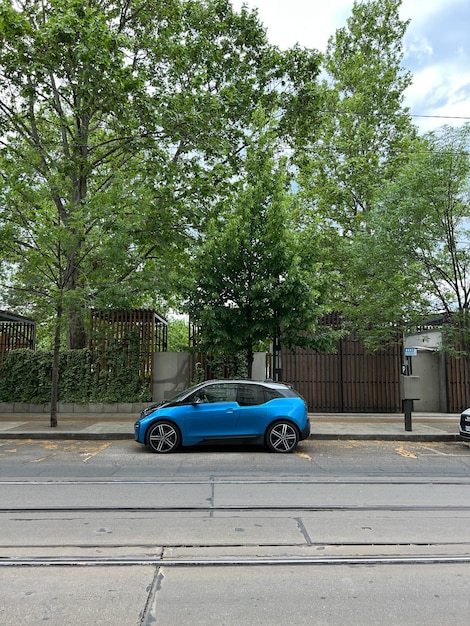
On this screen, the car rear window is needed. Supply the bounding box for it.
[263,388,283,402]
[267,386,300,399]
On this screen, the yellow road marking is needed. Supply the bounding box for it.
[395,444,417,459]
[80,442,112,463]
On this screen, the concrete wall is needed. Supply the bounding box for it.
[407,351,440,411]
[252,352,268,381]
[152,352,189,402]
[404,331,447,412]
[151,352,269,403]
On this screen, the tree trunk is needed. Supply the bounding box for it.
[67,308,87,349]
[50,303,63,428]
[64,256,87,349]
[246,344,254,379]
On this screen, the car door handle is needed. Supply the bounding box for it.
[225,408,235,414]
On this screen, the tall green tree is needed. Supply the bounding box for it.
[0,0,285,345]
[0,0,321,423]
[185,114,332,378]
[348,124,470,348]
[310,0,415,227]
[296,0,416,325]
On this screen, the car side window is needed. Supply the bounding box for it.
[237,384,265,406]
[192,384,238,404]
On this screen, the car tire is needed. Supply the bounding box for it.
[146,421,181,453]
[265,421,299,453]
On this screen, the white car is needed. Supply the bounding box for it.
[459,409,470,441]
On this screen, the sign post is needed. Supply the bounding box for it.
[401,348,420,431]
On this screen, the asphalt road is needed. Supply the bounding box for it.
[2,437,470,478]
[1,439,470,625]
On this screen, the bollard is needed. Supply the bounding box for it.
[400,375,420,432]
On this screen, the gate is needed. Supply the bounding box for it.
[281,338,403,413]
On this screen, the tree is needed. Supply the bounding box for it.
[167,317,189,352]
[296,0,416,325]
[348,124,470,349]
[0,0,320,424]
[185,114,332,378]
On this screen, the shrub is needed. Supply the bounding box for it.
[0,346,152,403]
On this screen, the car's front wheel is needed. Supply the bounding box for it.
[147,421,181,453]
[265,421,299,453]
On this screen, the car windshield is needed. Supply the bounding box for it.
[166,382,208,404]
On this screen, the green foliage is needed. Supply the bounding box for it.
[57,350,92,403]
[0,346,151,403]
[190,354,248,384]
[185,113,334,373]
[0,0,322,419]
[0,350,53,403]
[167,318,189,352]
[345,124,470,349]
[292,0,418,346]
[0,0,322,349]
[312,0,416,229]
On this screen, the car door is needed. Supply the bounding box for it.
[183,383,239,440]
[235,383,268,436]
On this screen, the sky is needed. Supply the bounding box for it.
[230,0,470,133]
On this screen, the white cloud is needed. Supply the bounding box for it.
[230,0,352,50]
[399,0,465,22]
[230,1,464,52]
[230,0,470,132]
[406,62,470,132]
[404,35,433,61]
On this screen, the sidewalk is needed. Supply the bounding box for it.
[0,412,463,442]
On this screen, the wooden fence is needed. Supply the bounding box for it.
[89,310,168,382]
[0,312,36,364]
[446,355,470,413]
[281,339,403,413]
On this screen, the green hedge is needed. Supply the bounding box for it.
[0,347,152,403]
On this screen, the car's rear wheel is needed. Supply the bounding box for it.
[265,421,299,453]
[147,421,181,453]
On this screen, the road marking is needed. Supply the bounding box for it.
[31,455,56,463]
[295,451,312,461]
[80,442,112,463]
[395,444,417,459]
[418,444,470,457]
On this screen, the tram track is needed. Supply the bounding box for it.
[2,503,470,569]
[2,504,470,513]
[3,536,470,568]
[2,443,470,623]
[2,477,470,484]
[3,554,470,567]
[3,475,470,570]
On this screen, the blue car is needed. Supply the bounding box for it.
[134,379,310,453]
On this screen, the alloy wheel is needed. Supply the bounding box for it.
[147,421,180,453]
